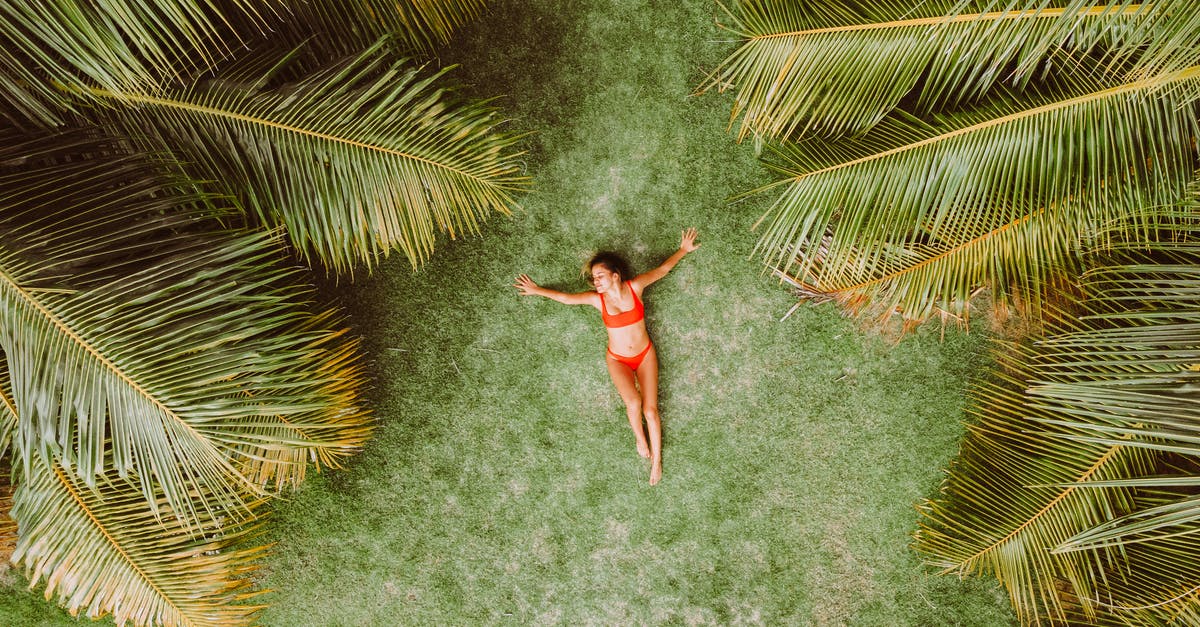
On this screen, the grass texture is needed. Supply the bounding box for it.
[0,0,1016,624]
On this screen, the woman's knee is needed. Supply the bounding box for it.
[624,398,643,415]
[643,405,659,421]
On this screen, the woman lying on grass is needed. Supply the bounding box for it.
[514,228,700,485]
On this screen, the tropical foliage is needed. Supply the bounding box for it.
[700,0,1200,623]
[701,0,1200,328]
[0,1,526,624]
[917,207,1200,624]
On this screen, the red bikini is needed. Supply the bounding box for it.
[600,288,652,371]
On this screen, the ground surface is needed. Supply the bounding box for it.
[0,0,1016,624]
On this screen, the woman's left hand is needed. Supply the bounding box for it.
[680,227,700,253]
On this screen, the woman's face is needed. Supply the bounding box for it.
[590,264,619,292]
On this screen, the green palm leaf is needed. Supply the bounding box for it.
[0,130,372,528]
[0,0,282,126]
[760,69,1199,325]
[1,353,266,626]
[279,0,488,56]
[234,308,375,491]
[917,214,1200,623]
[915,342,1156,623]
[1012,238,1200,560]
[90,41,529,272]
[700,0,1195,142]
[10,450,268,626]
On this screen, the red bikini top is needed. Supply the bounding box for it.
[599,288,644,328]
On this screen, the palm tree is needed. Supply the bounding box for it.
[699,0,1200,327]
[0,1,527,624]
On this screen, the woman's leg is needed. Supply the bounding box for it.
[635,346,662,485]
[606,355,649,458]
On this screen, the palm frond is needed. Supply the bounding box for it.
[760,69,1200,325]
[90,41,529,272]
[1112,0,1200,81]
[1013,234,1200,562]
[700,0,1193,141]
[0,0,282,126]
[279,0,488,56]
[915,339,1156,623]
[10,450,268,626]
[0,130,372,528]
[232,309,374,491]
[917,213,1200,623]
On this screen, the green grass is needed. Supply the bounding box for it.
[0,0,1017,624]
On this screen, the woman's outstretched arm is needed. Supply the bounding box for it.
[514,274,599,306]
[635,228,700,289]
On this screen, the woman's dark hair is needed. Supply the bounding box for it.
[587,251,633,283]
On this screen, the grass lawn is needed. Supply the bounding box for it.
[0,0,1016,624]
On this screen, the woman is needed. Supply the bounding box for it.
[514,228,700,485]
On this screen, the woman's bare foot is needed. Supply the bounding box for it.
[636,441,650,458]
[649,458,662,485]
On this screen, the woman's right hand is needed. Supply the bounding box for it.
[514,274,539,296]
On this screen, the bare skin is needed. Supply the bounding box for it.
[515,228,699,486]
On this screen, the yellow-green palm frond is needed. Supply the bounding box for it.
[916,338,1158,623]
[760,70,1199,326]
[1029,236,1200,565]
[1114,0,1200,81]
[232,309,374,491]
[917,212,1200,624]
[89,41,529,273]
[701,0,1195,142]
[0,0,283,126]
[280,0,488,57]
[0,130,372,528]
[10,450,268,626]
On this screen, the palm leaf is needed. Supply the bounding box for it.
[9,450,268,626]
[760,68,1200,325]
[1011,235,1200,562]
[0,0,283,126]
[1112,0,1200,82]
[90,41,529,272]
[917,214,1200,623]
[0,130,372,528]
[700,0,1194,142]
[915,341,1156,623]
[233,309,374,491]
[279,0,488,56]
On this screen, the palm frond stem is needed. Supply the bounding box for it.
[946,442,1124,574]
[780,65,1200,185]
[82,87,495,187]
[740,4,1146,41]
[0,267,243,486]
[806,206,1048,295]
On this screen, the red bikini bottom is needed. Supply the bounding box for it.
[607,342,652,371]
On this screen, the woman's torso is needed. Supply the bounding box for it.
[599,283,650,357]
